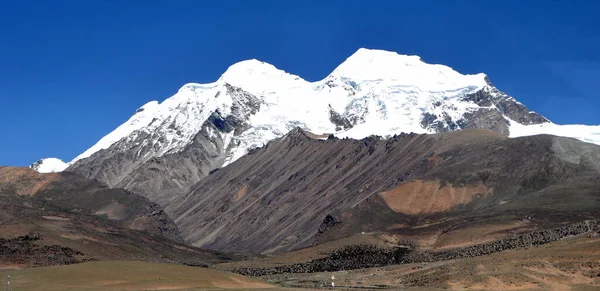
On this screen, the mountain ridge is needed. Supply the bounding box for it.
[30,48,600,208]
[34,48,600,171]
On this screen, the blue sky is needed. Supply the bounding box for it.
[1,0,599,166]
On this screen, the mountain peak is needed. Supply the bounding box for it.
[134,100,159,114]
[349,48,423,63]
[220,59,306,94]
[222,59,270,74]
[329,48,488,93]
[285,127,310,138]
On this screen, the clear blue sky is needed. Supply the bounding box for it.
[1,0,599,166]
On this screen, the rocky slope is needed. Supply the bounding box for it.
[65,84,260,205]
[166,128,600,254]
[36,48,600,207]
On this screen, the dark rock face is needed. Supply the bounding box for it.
[317,215,340,236]
[220,83,261,134]
[421,85,549,134]
[458,108,509,136]
[420,112,441,130]
[328,105,353,131]
[462,86,548,125]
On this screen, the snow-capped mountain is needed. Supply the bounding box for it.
[38,48,600,204]
[29,158,68,173]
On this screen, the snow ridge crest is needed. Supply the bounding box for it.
[32,48,600,173]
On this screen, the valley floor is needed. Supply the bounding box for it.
[1,237,599,291]
[258,236,600,290]
[0,261,274,291]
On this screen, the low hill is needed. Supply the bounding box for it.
[0,167,244,268]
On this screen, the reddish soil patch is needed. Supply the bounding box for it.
[234,184,249,202]
[379,179,492,215]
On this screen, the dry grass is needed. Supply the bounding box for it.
[1,261,276,291]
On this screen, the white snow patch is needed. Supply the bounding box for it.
[30,158,68,173]
[328,48,488,92]
[508,118,600,145]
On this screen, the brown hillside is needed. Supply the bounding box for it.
[167,128,600,254]
[0,167,245,268]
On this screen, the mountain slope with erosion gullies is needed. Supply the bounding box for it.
[166,128,600,254]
